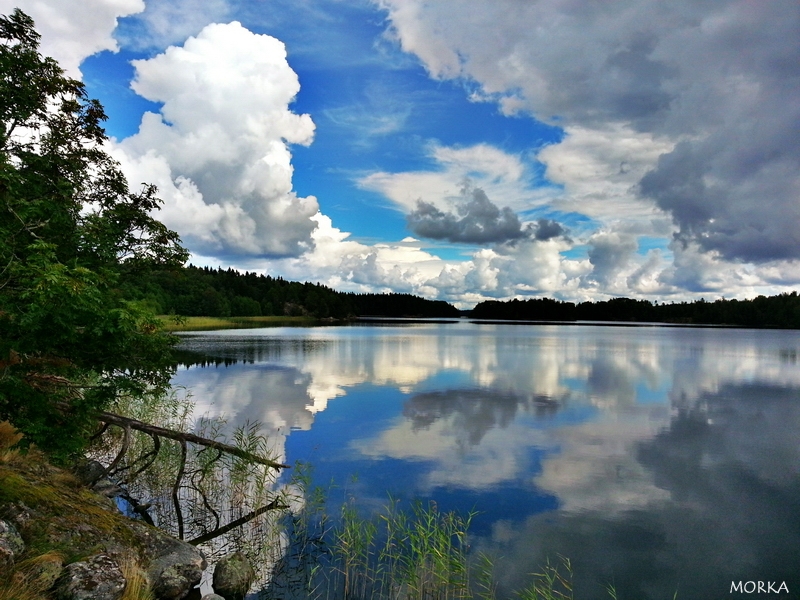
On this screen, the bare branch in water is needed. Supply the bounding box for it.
[187,497,289,546]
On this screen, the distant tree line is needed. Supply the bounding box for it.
[470,293,800,328]
[120,265,460,319]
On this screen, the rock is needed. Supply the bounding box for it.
[15,553,64,590]
[1,501,33,529]
[54,554,126,600]
[0,519,24,568]
[145,537,207,600]
[73,459,107,486]
[201,595,226,600]
[91,479,124,498]
[212,552,256,600]
[184,588,203,600]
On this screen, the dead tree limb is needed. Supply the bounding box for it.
[92,409,290,470]
[173,438,187,540]
[187,497,289,546]
[106,423,130,475]
[128,432,162,479]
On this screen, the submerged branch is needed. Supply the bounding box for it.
[127,432,162,479]
[173,439,187,540]
[187,497,289,546]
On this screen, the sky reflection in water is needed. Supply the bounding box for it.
[173,322,800,599]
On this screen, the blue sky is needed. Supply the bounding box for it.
[5,0,800,306]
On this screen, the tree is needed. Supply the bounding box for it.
[0,9,188,458]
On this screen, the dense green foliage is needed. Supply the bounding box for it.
[351,292,460,318]
[0,10,187,458]
[122,265,461,319]
[122,266,350,318]
[471,293,800,328]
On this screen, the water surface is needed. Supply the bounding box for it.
[174,321,800,599]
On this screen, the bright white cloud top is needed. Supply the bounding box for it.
[6,0,800,306]
[113,21,318,258]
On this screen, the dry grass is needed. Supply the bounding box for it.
[0,421,23,450]
[120,554,154,600]
[0,551,64,600]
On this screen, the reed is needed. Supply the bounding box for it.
[272,488,647,600]
[514,556,573,600]
[286,494,477,600]
[86,389,292,590]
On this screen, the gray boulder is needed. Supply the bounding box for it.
[73,459,107,486]
[145,536,207,600]
[54,554,126,600]
[24,552,64,590]
[0,519,24,568]
[212,552,256,600]
[201,596,226,600]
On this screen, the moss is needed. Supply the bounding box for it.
[0,454,151,564]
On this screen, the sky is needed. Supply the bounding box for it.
[3,0,799,307]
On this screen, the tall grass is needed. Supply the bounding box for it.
[515,557,574,600]
[270,490,482,600]
[262,483,649,600]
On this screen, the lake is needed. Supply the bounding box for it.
[173,321,800,599]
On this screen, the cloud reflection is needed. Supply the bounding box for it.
[176,325,800,596]
[477,382,800,599]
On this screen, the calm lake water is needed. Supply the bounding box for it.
[174,321,800,600]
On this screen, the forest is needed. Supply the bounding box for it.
[123,264,800,329]
[471,293,800,328]
[121,265,462,319]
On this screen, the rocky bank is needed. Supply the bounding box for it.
[0,440,255,600]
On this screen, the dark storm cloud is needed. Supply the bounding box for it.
[533,218,567,241]
[640,132,800,262]
[385,0,800,265]
[407,189,569,245]
[586,233,637,285]
[407,188,528,244]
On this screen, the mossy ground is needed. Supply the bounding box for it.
[0,431,157,599]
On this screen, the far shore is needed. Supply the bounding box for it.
[158,315,323,331]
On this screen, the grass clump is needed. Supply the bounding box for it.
[515,556,573,600]
[281,494,478,600]
[120,553,154,600]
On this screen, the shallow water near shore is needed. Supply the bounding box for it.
[173,321,800,599]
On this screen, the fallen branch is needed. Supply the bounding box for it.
[93,409,291,470]
[54,401,290,470]
[187,497,289,546]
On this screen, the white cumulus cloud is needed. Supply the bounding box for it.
[378,0,800,286]
[112,21,319,259]
[0,0,144,77]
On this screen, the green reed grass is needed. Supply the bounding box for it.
[271,484,658,600]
